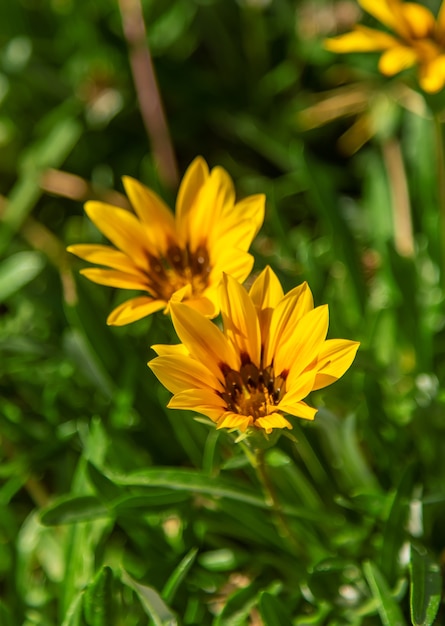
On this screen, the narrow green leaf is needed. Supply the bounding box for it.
[83,566,114,626]
[0,251,44,300]
[162,547,198,604]
[379,465,414,585]
[3,118,81,232]
[113,492,190,513]
[294,603,331,624]
[410,544,442,626]
[301,152,366,315]
[363,560,406,626]
[40,495,110,526]
[87,462,122,502]
[215,583,258,626]
[61,592,83,626]
[258,591,291,625]
[106,467,334,521]
[121,571,178,626]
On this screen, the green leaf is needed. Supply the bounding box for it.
[40,495,111,525]
[214,583,258,626]
[105,466,333,521]
[162,547,198,604]
[379,465,414,585]
[83,566,114,626]
[363,560,406,626]
[61,592,83,626]
[258,591,291,625]
[87,462,122,502]
[113,491,190,513]
[410,544,442,626]
[0,251,45,300]
[294,603,331,625]
[0,116,81,253]
[121,571,178,626]
[300,152,366,315]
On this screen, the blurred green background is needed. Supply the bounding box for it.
[2,0,445,624]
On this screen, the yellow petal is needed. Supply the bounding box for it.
[211,217,263,256]
[248,266,284,346]
[209,248,254,285]
[151,343,188,356]
[168,388,226,422]
[186,166,236,252]
[418,55,445,93]
[378,45,418,75]
[278,401,317,421]
[255,413,292,433]
[122,176,177,250]
[401,3,435,39]
[84,201,152,269]
[220,273,261,367]
[175,156,209,235]
[230,195,265,240]
[67,244,137,273]
[325,26,399,53]
[275,305,329,381]
[169,302,240,382]
[211,195,265,250]
[264,282,314,369]
[216,411,253,432]
[80,268,148,291]
[358,0,399,30]
[107,296,165,325]
[312,339,360,391]
[169,284,217,317]
[249,266,284,311]
[180,295,217,317]
[278,369,317,407]
[148,354,223,395]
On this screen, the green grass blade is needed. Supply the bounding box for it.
[83,566,114,626]
[379,465,414,585]
[40,495,110,525]
[162,548,198,605]
[258,591,291,625]
[0,116,81,253]
[0,251,44,300]
[121,571,178,626]
[106,466,338,521]
[409,544,442,626]
[363,560,406,626]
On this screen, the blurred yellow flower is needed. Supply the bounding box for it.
[149,267,359,435]
[325,0,445,93]
[67,157,265,325]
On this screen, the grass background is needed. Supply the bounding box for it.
[2,0,445,624]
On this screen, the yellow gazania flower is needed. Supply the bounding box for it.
[325,0,445,93]
[148,267,359,435]
[67,157,265,325]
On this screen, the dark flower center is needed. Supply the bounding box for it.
[144,241,211,301]
[219,357,288,422]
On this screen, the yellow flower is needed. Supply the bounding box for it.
[148,267,359,435]
[325,0,445,93]
[67,157,265,325]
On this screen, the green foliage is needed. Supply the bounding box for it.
[3,0,445,624]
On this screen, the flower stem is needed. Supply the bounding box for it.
[245,445,308,560]
[117,0,178,188]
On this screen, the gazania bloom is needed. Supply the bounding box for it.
[67,157,264,325]
[148,267,359,434]
[325,0,445,93]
